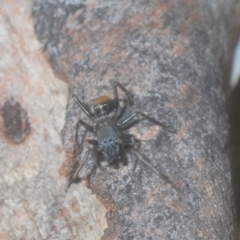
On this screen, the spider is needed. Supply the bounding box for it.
[68,82,177,189]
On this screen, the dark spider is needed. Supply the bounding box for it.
[68,82,177,190]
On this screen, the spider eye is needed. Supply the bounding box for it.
[101,104,113,114]
[102,105,110,111]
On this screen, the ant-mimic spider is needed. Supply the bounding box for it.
[68,82,177,190]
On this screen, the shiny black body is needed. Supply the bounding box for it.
[68,82,177,189]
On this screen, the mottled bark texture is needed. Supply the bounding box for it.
[33,0,240,239]
[0,1,106,240]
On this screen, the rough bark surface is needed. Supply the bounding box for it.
[0,1,107,240]
[32,0,240,239]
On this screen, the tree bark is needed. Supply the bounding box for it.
[32,0,240,239]
[0,1,106,240]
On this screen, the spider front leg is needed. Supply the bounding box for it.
[113,82,133,119]
[73,95,95,150]
[73,94,95,119]
[117,111,176,132]
[115,98,128,120]
[113,81,133,109]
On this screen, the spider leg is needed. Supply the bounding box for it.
[120,134,139,172]
[132,149,179,191]
[95,150,105,171]
[120,134,135,148]
[115,98,127,120]
[117,111,176,132]
[75,121,87,149]
[85,140,104,171]
[85,139,98,145]
[73,94,95,120]
[113,81,133,108]
[67,148,91,188]
[131,139,141,172]
[78,119,95,133]
[113,81,133,119]
[74,119,94,153]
